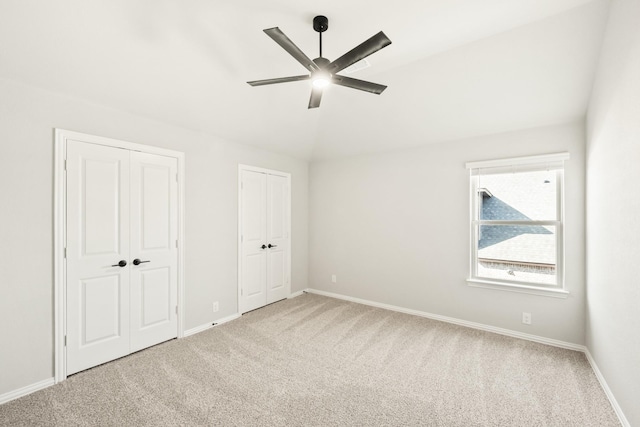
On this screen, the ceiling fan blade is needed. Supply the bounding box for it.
[327,31,391,74]
[308,87,323,109]
[247,75,310,86]
[332,75,387,94]
[264,27,320,72]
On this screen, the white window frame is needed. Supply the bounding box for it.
[465,153,570,298]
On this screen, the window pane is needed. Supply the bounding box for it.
[477,225,556,285]
[478,170,557,221]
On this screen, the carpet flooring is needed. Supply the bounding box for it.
[0,293,620,426]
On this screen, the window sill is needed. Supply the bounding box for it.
[467,278,569,299]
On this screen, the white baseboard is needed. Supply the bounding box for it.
[0,378,55,405]
[584,348,630,427]
[288,290,306,299]
[304,288,584,351]
[183,313,241,337]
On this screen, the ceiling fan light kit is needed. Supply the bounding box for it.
[247,15,391,109]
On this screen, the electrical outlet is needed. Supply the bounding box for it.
[522,312,532,325]
[331,274,337,283]
[212,301,219,313]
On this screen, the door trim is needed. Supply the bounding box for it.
[237,164,291,314]
[54,129,186,383]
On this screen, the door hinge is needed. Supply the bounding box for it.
[64,335,67,346]
[64,247,67,259]
[64,160,67,171]
[175,306,178,315]
[175,240,178,248]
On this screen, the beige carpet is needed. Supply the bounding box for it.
[0,293,619,426]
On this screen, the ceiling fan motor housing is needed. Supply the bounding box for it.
[313,15,328,33]
[313,57,330,68]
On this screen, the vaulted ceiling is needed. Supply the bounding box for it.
[0,0,610,160]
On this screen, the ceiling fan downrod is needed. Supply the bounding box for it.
[313,15,328,59]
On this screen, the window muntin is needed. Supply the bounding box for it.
[468,158,565,289]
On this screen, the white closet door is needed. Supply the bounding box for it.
[240,170,268,313]
[129,152,178,353]
[66,141,131,375]
[66,142,179,375]
[266,174,289,304]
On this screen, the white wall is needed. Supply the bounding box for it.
[309,122,585,344]
[585,0,640,424]
[0,77,308,396]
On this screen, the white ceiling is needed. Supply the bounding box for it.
[0,0,609,160]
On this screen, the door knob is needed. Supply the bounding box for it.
[268,244,278,248]
[261,244,267,249]
[111,260,127,267]
[133,259,151,265]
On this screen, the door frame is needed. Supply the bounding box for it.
[53,129,186,383]
[237,164,291,314]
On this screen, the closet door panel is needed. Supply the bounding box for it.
[240,170,268,313]
[66,140,131,375]
[266,174,289,304]
[129,152,178,353]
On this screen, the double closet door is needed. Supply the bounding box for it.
[239,168,291,314]
[65,140,178,375]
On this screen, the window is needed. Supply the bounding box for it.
[466,153,569,294]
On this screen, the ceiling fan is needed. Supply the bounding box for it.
[247,15,391,109]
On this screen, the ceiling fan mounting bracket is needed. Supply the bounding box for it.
[313,16,328,33]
